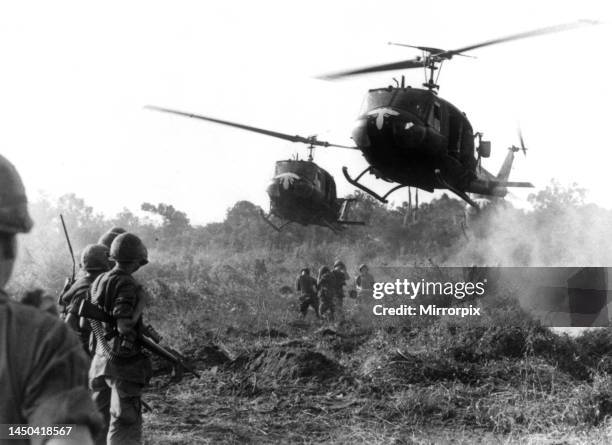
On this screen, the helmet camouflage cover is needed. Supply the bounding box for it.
[0,154,33,234]
[80,244,110,271]
[110,233,148,265]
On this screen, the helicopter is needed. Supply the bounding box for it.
[145,106,364,232]
[319,20,596,208]
[148,20,596,212]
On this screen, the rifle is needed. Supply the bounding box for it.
[57,214,76,316]
[78,299,200,378]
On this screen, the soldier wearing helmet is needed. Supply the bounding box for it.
[331,260,350,320]
[97,227,126,269]
[89,232,152,445]
[355,263,375,301]
[61,244,111,354]
[0,154,100,444]
[296,267,319,319]
[97,227,127,249]
[317,266,337,321]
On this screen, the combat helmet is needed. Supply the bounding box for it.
[97,227,127,249]
[80,244,110,271]
[333,259,345,269]
[0,154,33,234]
[110,233,148,266]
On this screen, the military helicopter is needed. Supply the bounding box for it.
[146,106,364,232]
[149,21,595,212]
[320,20,596,208]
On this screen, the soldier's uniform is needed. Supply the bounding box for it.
[62,244,110,355]
[331,261,349,319]
[254,259,267,282]
[296,268,319,318]
[317,266,337,321]
[89,233,152,445]
[0,153,100,444]
[356,264,375,300]
[1,293,102,444]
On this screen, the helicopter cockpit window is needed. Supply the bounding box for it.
[429,102,441,132]
[359,90,394,115]
[391,94,429,119]
[275,161,316,181]
[359,89,429,119]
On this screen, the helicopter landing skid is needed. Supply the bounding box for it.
[259,210,292,232]
[342,166,406,203]
[434,169,480,209]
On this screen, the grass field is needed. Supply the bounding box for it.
[139,266,612,444]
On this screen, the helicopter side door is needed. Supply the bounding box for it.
[426,99,449,157]
[428,100,443,134]
[460,122,476,172]
[447,108,463,158]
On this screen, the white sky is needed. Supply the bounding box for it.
[0,1,609,224]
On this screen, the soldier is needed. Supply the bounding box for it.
[97,227,127,249]
[331,260,350,319]
[19,288,60,316]
[89,232,152,445]
[355,263,375,300]
[317,266,336,321]
[62,244,111,355]
[0,154,100,444]
[296,267,319,319]
[97,227,126,270]
[254,258,267,282]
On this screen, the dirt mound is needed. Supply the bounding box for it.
[194,344,233,367]
[359,350,481,386]
[230,346,343,383]
[317,328,372,354]
[253,328,288,338]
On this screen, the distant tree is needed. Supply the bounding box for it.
[56,193,106,247]
[141,202,191,242]
[112,208,141,231]
[528,180,586,213]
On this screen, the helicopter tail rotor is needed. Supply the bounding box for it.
[510,128,528,156]
[518,128,528,157]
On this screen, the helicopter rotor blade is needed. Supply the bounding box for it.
[145,105,357,149]
[388,42,476,58]
[433,20,598,59]
[388,42,445,53]
[320,20,597,80]
[318,59,425,80]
